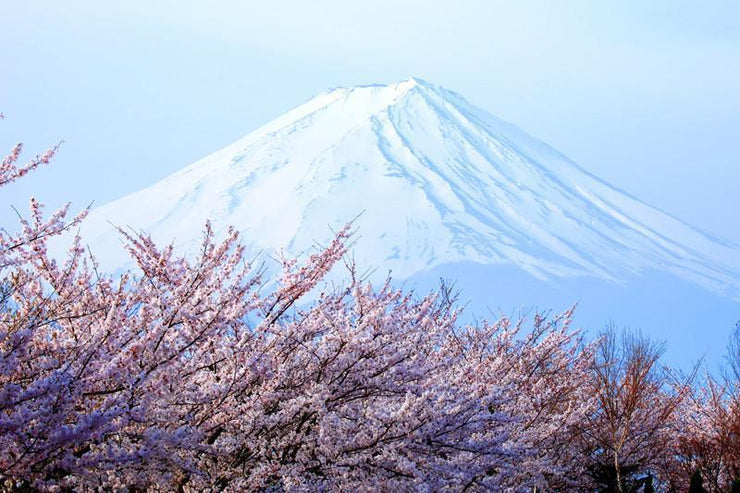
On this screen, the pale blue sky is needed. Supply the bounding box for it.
[1,1,739,241]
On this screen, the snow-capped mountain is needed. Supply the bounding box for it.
[75,78,740,302]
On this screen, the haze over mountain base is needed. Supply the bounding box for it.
[407,262,738,369]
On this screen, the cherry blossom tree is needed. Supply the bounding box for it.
[673,326,740,492]
[457,309,597,490]
[0,121,578,490]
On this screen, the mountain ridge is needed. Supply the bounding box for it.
[70,78,740,300]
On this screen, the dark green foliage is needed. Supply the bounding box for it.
[589,466,655,493]
[731,478,740,493]
[688,469,705,493]
[643,475,655,493]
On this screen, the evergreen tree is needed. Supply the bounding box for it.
[688,470,705,493]
[643,475,655,493]
[731,478,740,493]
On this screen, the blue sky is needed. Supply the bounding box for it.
[1,1,739,241]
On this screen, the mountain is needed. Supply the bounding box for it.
[76,78,740,295]
[70,78,740,365]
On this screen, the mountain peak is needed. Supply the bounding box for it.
[394,76,434,90]
[72,81,740,300]
[317,78,447,119]
[331,77,435,94]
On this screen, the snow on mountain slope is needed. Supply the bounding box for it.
[73,78,740,299]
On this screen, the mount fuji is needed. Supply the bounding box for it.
[72,78,740,365]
